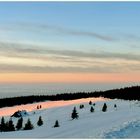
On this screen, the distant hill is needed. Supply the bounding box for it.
[0,85,139,108]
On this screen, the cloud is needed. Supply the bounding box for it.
[0,42,140,61]
[0,22,115,41]
[0,42,140,73]
[0,63,139,73]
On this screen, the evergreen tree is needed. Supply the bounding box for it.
[8,118,15,131]
[114,104,117,110]
[5,121,9,132]
[102,103,107,112]
[93,103,96,106]
[0,117,6,132]
[37,116,43,126]
[16,117,23,130]
[89,101,92,105]
[53,120,60,128]
[24,119,34,130]
[90,106,94,113]
[71,107,79,119]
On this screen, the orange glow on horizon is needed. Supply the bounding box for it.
[0,73,139,83]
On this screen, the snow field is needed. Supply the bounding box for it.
[0,98,140,138]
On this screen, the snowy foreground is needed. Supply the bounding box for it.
[0,97,140,138]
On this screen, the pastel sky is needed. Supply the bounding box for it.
[0,2,140,83]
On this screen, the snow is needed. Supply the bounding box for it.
[0,97,140,138]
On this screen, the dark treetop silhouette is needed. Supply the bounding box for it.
[0,86,139,108]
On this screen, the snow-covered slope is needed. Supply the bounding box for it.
[0,98,140,138]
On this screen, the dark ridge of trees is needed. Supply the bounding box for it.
[0,86,139,108]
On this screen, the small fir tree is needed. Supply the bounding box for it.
[54,120,60,128]
[89,101,92,105]
[102,103,107,112]
[24,119,34,130]
[8,118,15,131]
[16,117,23,130]
[90,106,94,113]
[114,104,117,110]
[5,121,9,132]
[37,116,43,126]
[0,117,6,132]
[93,103,96,106]
[71,107,79,120]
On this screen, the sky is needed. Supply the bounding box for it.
[0,2,140,83]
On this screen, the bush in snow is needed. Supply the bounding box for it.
[102,103,107,112]
[71,107,79,120]
[24,119,34,130]
[90,106,94,113]
[53,120,60,128]
[37,116,43,126]
[79,104,84,109]
[16,117,23,130]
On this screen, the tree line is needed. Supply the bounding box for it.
[0,86,139,108]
